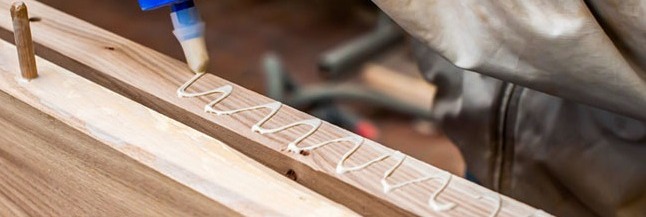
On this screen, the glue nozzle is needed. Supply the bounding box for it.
[170,1,209,73]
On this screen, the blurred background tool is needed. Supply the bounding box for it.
[318,13,404,79]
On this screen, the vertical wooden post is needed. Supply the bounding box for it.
[10,1,38,80]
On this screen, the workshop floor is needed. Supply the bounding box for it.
[39,0,465,176]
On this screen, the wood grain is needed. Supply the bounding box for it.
[0,86,239,217]
[0,39,357,216]
[0,1,548,216]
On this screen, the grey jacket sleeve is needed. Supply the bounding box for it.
[372,0,646,121]
[413,38,646,217]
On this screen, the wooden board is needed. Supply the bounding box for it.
[0,39,357,216]
[0,81,239,217]
[0,1,549,216]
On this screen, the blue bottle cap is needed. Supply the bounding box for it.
[138,0,187,11]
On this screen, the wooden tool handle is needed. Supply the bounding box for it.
[11,1,37,80]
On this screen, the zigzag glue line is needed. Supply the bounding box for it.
[178,73,321,148]
[177,72,501,215]
[381,152,456,211]
[285,134,391,174]
[467,191,502,217]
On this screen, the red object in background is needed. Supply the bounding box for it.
[355,120,379,140]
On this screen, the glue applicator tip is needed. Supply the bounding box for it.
[180,37,209,73]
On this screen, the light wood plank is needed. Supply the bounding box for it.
[0,39,358,216]
[0,82,240,217]
[0,1,549,216]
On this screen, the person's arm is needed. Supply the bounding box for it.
[372,0,646,121]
